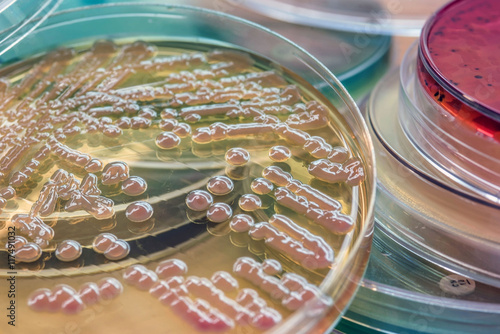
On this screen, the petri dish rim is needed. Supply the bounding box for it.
[335,33,391,84]
[339,226,500,334]
[0,0,63,56]
[419,0,500,121]
[55,0,392,103]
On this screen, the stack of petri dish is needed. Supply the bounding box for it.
[347,0,500,332]
[405,0,500,202]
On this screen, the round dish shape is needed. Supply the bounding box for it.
[229,0,450,36]
[339,227,500,334]
[400,43,500,203]
[418,0,500,122]
[368,68,500,288]
[0,4,375,334]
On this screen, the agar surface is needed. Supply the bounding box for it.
[0,40,365,332]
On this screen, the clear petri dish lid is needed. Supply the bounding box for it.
[420,0,500,122]
[0,0,62,57]
[338,227,500,334]
[229,0,449,36]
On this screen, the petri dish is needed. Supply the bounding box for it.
[0,4,375,333]
[230,0,450,36]
[338,227,500,334]
[367,68,500,288]
[418,0,500,122]
[399,0,500,202]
